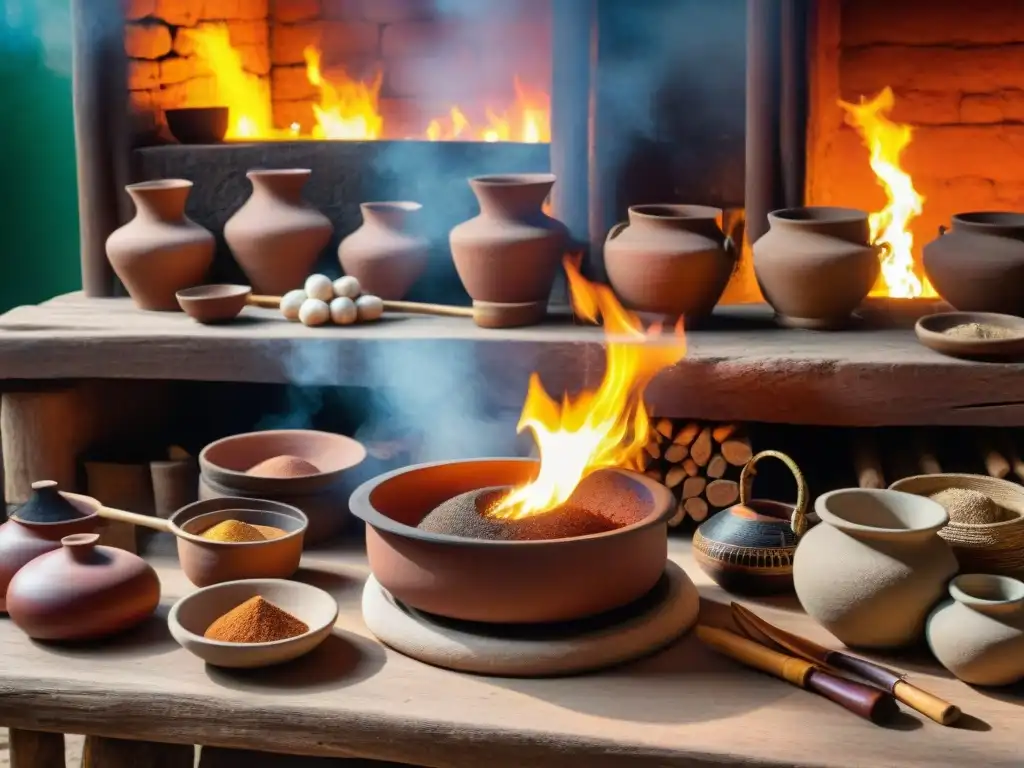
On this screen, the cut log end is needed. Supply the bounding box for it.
[685,496,709,522]
[707,454,727,479]
[691,427,713,467]
[664,443,689,464]
[721,436,753,467]
[706,479,740,509]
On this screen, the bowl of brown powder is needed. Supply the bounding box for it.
[168,578,338,668]
[889,473,1024,576]
[915,312,1024,359]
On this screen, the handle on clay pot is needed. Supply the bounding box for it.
[739,450,808,537]
[938,224,949,236]
[872,241,893,260]
[606,221,629,242]
[96,506,173,533]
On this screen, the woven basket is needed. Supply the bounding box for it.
[889,474,1024,577]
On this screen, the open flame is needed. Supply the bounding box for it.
[489,256,687,521]
[185,25,549,143]
[839,87,936,299]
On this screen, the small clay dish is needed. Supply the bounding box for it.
[915,312,1024,359]
[168,578,338,668]
[165,107,229,145]
[176,284,252,323]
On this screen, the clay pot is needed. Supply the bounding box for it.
[922,213,1024,315]
[224,169,333,295]
[199,430,367,544]
[793,488,958,649]
[348,458,675,624]
[926,574,1024,686]
[0,488,100,612]
[105,180,215,311]
[693,450,809,595]
[604,205,737,318]
[338,202,428,300]
[6,533,160,640]
[449,174,568,322]
[753,206,883,329]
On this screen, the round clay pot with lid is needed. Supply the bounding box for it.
[926,574,1024,686]
[0,481,101,612]
[338,202,429,300]
[6,533,160,641]
[922,212,1024,315]
[753,206,883,329]
[105,179,215,311]
[604,204,737,319]
[449,173,568,324]
[224,169,333,295]
[793,488,958,649]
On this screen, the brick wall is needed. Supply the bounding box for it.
[125,0,270,141]
[806,0,1024,263]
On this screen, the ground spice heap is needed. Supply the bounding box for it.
[204,596,308,643]
[247,455,320,478]
[200,519,286,542]
[943,322,1022,341]
[928,487,1009,525]
[14,481,86,523]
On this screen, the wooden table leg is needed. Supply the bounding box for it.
[8,729,65,768]
[81,736,193,768]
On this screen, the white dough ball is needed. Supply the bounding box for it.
[329,296,358,326]
[333,275,361,299]
[355,294,384,322]
[298,298,330,327]
[304,274,335,303]
[280,289,307,321]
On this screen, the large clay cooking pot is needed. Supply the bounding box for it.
[794,488,958,649]
[753,206,883,329]
[349,458,675,624]
[604,204,737,318]
[922,212,1024,315]
[449,174,568,325]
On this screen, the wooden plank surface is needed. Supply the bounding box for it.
[1,294,1023,426]
[0,538,1019,768]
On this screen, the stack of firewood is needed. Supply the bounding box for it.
[639,420,753,528]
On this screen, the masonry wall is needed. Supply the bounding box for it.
[807,0,1024,262]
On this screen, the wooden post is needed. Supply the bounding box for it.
[744,0,780,246]
[8,729,65,768]
[81,736,192,768]
[71,0,130,297]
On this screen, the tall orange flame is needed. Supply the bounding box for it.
[490,256,687,520]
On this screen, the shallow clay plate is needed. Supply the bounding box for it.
[168,578,338,668]
[915,312,1024,359]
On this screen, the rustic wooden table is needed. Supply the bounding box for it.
[0,539,1020,768]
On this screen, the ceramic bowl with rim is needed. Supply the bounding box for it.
[176,284,252,323]
[168,578,338,668]
[165,106,229,145]
[915,311,1024,359]
[348,457,676,624]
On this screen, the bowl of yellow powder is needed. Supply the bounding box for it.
[168,579,338,668]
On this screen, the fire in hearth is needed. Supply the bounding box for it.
[489,257,687,521]
[186,24,549,143]
[840,87,937,299]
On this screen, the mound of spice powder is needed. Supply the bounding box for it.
[204,596,309,643]
[942,322,1022,341]
[200,519,285,542]
[247,455,320,478]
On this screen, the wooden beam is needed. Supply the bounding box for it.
[8,729,65,768]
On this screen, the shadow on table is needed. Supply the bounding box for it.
[205,628,386,693]
[27,603,179,659]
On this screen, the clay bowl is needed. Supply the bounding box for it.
[168,579,338,668]
[199,430,367,544]
[165,107,229,145]
[915,312,1024,360]
[348,458,675,624]
[176,284,252,323]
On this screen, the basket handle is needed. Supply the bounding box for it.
[739,450,809,537]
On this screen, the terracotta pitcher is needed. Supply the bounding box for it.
[753,206,883,329]
[449,174,568,324]
[793,488,958,649]
[338,202,428,300]
[224,169,332,295]
[604,204,737,318]
[105,179,215,311]
[923,212,1024,315]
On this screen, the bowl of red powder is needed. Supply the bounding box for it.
[168,578,338,668]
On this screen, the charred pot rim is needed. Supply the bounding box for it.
[768,206,870,224]
[349,457,675,548]
[629,204,723,221]
[951,211,1024,229]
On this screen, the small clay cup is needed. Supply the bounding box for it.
[165,107,229,145]
[176,284,252,324]
[168,578,338,668]
[199,430,367,544]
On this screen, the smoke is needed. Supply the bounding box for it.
[0,0,73,77]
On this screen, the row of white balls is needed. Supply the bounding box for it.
[281,274,385,327]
